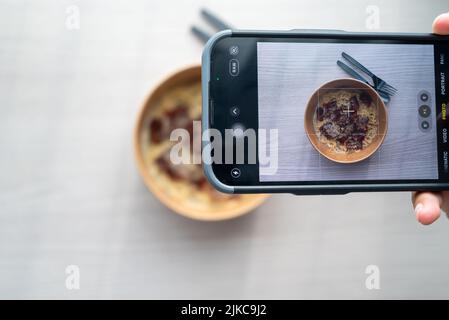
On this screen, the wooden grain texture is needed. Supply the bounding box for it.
[258,42,438,181]
[1,0,449,300]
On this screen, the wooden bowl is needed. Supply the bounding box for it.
[134,65,269,221]
[304,78,388,163]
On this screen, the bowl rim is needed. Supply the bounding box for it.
[133,65,269,221]
[304,78,388,164]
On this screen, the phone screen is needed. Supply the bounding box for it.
[209,34,449,187]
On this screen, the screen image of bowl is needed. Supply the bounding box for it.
[304,78,388,164]
[134,66,269,221]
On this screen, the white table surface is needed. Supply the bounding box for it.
[1,0,449,299]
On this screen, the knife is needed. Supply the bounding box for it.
[337,60,391,104]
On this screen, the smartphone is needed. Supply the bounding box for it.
[201,29,449,194]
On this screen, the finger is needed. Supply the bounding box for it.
[440,191,449,219]
[412,192,442,225]
[432,12,449,35]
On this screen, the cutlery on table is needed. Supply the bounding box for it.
[191,8,233,43]
[337,60,391,104]
[341,51,397,96]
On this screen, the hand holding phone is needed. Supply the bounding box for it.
[413,12,449,225]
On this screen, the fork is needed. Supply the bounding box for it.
[337,60,391,104]
[191,8,233,43]
[342,52,397,96]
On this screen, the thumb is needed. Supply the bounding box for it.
[432,12,449,35]
[412,192,442,225]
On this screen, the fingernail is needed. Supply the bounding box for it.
[415,203,424,217]
[435,12,449,23]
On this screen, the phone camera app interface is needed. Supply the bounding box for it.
[257,40,448,182]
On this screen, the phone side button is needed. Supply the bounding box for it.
[209,98,214,126]
[289,29,347,33]
[290,191,349,195]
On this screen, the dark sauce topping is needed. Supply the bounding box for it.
[317,94,371,151]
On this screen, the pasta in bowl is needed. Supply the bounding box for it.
[304,78,388,163]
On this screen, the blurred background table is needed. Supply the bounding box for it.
[0,0,448,299]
